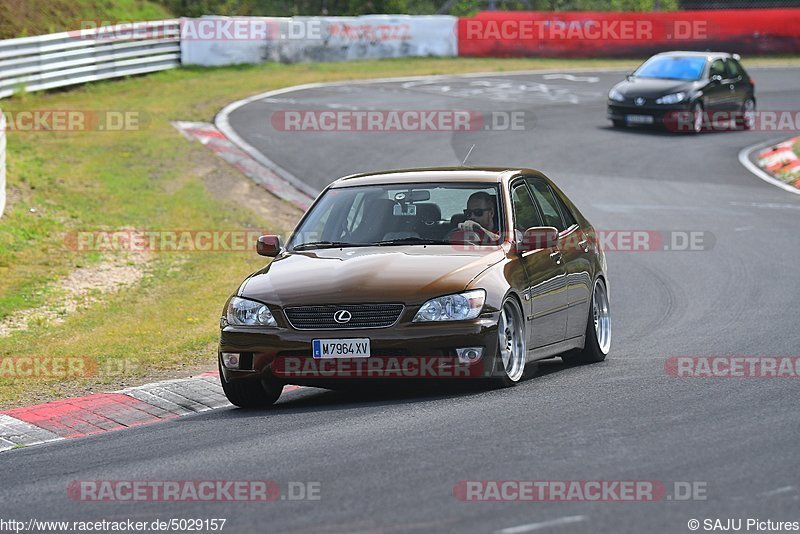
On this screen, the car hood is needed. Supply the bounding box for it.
[613,77,699,99]
[239,246,507,306]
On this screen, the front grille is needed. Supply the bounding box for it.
[284,304,404,330]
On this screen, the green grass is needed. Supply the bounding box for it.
[1,55,799,408]
[0,0,173,39]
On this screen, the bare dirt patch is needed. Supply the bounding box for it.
[0,252,150,337]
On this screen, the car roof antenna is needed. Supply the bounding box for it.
[461,144,476,167]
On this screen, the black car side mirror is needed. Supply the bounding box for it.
[257,235,282,257]
[709,75,723,84]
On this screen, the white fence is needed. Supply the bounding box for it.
[181,15,458,66]
[0,15,457,218]
[0,20,181,99]
[0,16,457,95]
[0,108,5,219]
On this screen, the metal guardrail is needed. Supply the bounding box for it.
[0,20,181,99]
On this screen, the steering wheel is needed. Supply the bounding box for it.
[447,228,485,245]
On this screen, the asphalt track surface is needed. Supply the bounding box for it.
[3,68,800,534]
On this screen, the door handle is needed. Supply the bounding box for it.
[550,251,562,264]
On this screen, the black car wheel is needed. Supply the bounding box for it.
[220,362,284,408]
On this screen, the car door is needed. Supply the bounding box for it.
[704,58,729,113]
[725,58,748,112]
[509,179,568,349]
[526,177,591,341]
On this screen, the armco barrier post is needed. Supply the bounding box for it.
[0,107,5,219]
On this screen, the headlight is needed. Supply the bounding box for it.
[656,92,686,105]
[225,297,277,327]
[608,88,625,102]
[413,290,486,322]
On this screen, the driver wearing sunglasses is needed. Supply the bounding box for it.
[458,192,501,242]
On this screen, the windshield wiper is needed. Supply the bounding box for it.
[292,241,367,251]
[371,237,447,246]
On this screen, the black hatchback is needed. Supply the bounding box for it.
[607,51,756,133]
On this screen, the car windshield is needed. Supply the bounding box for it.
[634,56,707,81]
[287,182,504,250]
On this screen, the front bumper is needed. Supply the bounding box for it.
[219,314,501,385]
[607,101,693,126]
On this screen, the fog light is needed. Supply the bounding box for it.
[456,347,483,364]
[221,352,240,369]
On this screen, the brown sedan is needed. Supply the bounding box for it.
[218,168,610,407]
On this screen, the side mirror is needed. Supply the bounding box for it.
[517,226,559,254]
[256,235,282,257]
[709,74,723,84]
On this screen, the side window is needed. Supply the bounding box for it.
[726,59,741,79]
[554,192,577,229]
[527,179,566,232]
[510,182,543,233]
[710,59,725,78]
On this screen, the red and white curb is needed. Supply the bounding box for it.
[0,373,300,452]
[739,136,800,195]
[172,121,314,211]
[755,136,800,187]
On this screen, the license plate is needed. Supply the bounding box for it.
[626,114,654,124]
[312,338,371,359]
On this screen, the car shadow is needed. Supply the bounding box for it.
[600,123,749,137]
[209,357,585,419]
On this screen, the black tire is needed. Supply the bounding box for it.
[612,119,625,128]
[562,278,610,365]
[219,363,283,408]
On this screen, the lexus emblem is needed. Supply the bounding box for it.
[333,310,352,324]
[635,97,646,106]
